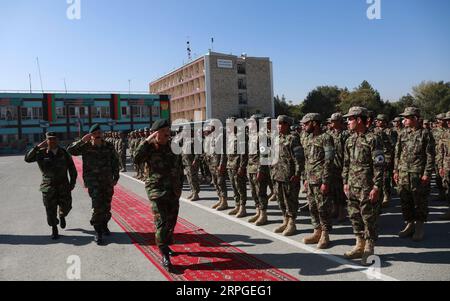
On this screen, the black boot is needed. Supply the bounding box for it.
[51,226,59,240]
[60,216,66,229]
[94,225,103,245]
[160,247,173,271]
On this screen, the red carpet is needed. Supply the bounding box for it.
[73,157,298,281]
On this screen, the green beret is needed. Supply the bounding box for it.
[151,119,170,132]
[89,124,101,134]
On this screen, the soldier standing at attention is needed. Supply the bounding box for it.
[301,113,335,249]
[433,113,448,201]
[134,119,183,271]
[342,107,384,266]
[394,107,435,241]
[271,115,305,236]
[25,132,78,240]
[67,124,120,245]
[437,112,450,220]
[118,131,128,172]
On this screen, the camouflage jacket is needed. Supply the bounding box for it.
[329,129,350,174]
[437,129,450,172]
[226,133,248,171]
[342,132,384,189]
[204,133,227,168]
[271,133,305,182]
[373,127,394,166]
[247,132,270,175]
[303,131,335,185]
[394,127,435,177]
[433,127,447,153]
[25,146,77,192]
[134,138,183,200]
[67,139,120,186]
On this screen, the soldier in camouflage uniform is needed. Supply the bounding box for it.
[204,123,229,210]
[433,113,448,201]
[25,132,78,240]
[67,124,120,245]
[437,112,450,220]
[226,118,249,218]
[134,119,182,271]
[180,129,201,202]
[118,131,128,172]
[374,114,395,208]
[271,115,305,236]
[247,115,271,226]
[301,113,335,249]
[342,107,385,266]
[328,113,350,223]
[394,107,435,242]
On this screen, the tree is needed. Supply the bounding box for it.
[412,81,450,119]
[274,95,302,121]
[301,86,342,119]
[338,80,384,114]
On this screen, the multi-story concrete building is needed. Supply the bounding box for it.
[0,92,169,153]
[150,51,274,122]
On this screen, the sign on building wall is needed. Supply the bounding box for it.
[217,59,233,69]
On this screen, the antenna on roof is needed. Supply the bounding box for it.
[187,38,192,62]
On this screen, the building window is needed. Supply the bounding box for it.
[21,107,31,120]
[79,106,88,118]
[238,78,247,90]
[1,106,17,120]
[32,107,43,120]
[237,62,246,74]
[152,106,160,118]
[239,92,248,105]
[56,107,66,119]
[69,107,77,118]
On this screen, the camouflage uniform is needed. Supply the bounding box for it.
[343,123,384,241]
[118,134,128,172]
[67,138,120,231]
[204,129,228,201]
[329,126,350,208]
[437,113,450,215]
[303,116,335,232]
[25,144,77,228]
[395,115,435,223]
[271,116,305,221]
[134,137,183,250]
[432,118,447,199]
[226,131,248,209]
[181,140,200,197]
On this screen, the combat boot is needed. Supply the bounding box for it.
[94,225,103,245]
[398,222,415,238]
[440,208,450,220]
[268,193,277,203]
[274,216,288,233]
[216,198,229,211]
[361,240,375,266]
[103,223,111,236]
[282,217,297,236]
[60,216,66,229]
[412,221,425,242]
[255,210,268,226]
[303,228,322,245]
[228,205,240,216]
[51,226,59,240]
[212,198,222,209]
[236,205,247,218]
[188,193,200,202]
[248,208,261,223]
[160,247,173,272]
[317,230,330,249]
[344,236,366,259]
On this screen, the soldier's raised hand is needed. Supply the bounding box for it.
[82,133,92,143]
[145,131,158,143]
[37,140,48,149]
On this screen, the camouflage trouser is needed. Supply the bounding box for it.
[307,184,332,231]
[227,169,247,206]
[444,172,450,204]
[347,186,379,241]
[248,172,269,211]
[150,193,180,248]
[398,172,429,222]
[330,173,346,206]
[381,167,393,200]
[273,180,300,219]
[87,185,114,227]
[435,165,445,195]
[120,153,127,171]
[184,165,200,194]
[41,185,72,227]
[209,165,228,199]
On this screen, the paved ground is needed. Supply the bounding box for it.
[1,154,449,281]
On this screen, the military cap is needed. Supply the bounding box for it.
[301,113,321,124]
[393,117,402,122]
[444,111,450,120]
[343,107,368,118]
[138,128,144,133]
[376,114,388,122]
[45,132,57,139]
[330,113,343,121]
[436,113,446,120]
[150,119,170,132]
[89,124,101,134]
[326,118,332,124]
[400,107,420,117]
[277,115,293,126]
[423,119,430,124]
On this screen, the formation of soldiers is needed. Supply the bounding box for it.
[25,107,450,270]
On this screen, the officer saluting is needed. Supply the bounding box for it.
[25,132,77,240]
[134,119,183,272]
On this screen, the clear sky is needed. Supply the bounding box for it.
[0,0,449,103]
